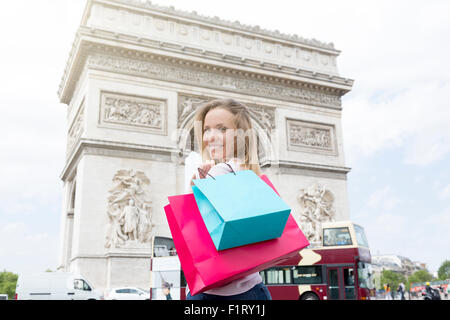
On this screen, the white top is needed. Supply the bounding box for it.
[189,158,262,296]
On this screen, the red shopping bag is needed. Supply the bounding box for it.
[164,174,310,296]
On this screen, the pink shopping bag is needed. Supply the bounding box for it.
[164,174,310,296]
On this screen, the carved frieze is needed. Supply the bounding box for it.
[246,105,276,133]
[67,102,84,155]
[87,53,341,109]
[177,94,276,133]
[99,91,167,135]
[287,119,337,155]
[177,95,210,127]
[297,183,336,244]
[105,169,154,249]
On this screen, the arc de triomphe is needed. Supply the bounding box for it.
[57,0,354,293]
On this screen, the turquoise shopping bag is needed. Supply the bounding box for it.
[192,170,291,251]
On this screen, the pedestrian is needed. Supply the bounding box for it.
[385,283,391,300]
[398,282,405,300]
[162,282,173,300]
[446,285,449,300]
[438,285,444,299]
[185,98,271,301]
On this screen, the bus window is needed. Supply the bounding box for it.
[354,224,369,247]
[292,266,322,285]
[343,267,356,299]
[267,268,284,284]
[323,227,352,246]
[285,268,292,283]
[153,237,176,257]
[265,267,291,285]
[259,270,266,284]
[328,269,340,299]
[357,262,375,290]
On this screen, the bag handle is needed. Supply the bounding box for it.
[197,162,236,180]
[197,167,216,180]
[223,162,237,175]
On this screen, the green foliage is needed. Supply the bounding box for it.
[437,260,450,280]
[0,270,18,300]
[380,270,407,295]
[407,269,433,289]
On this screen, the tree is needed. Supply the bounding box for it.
[407,269,433,289]
[380,270,407,298]
[0,270,18,300]
[437,260,450,280]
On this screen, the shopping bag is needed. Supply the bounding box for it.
[164,174,310,296]
[191,170,291,250]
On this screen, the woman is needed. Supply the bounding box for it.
[186,98,271,300]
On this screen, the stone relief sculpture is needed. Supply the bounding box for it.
[88,54,342,109]
[177,94,276,133]
[177,95,209,127]
[105,169,154,248]
[297,183,336,244]
[103,94,163,129]
[67,105,84,153]
[289,124,332,149]
[246,105,275,133]
[121,199,140,241]
[287,119,336,155]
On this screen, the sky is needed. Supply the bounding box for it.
[0,0,449,276]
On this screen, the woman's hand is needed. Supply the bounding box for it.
[190,160,215,186]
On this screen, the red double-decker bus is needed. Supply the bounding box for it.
[261,220,376,300]
[150,221,375,300]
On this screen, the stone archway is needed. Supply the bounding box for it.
[57,0,353,293]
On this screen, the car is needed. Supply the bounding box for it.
[0,294,8,300]
[104,287,150,300]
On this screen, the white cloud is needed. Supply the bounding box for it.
[343,80,450,166]
[367,186,401,211]
[424,207,450,227]
[407,208,450,272]
[0,222,27,236]
[0,1,83,274]
[438,185,450,199]
[359,210,449,273]
[0,222,58,273]
[332,1,450,166]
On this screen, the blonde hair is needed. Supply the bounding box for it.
[193,98,261,175]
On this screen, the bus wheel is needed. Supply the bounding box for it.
[300,292,319,300]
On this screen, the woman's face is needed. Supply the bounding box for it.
[203,107,236,162]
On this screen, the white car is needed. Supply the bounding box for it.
[105,287,150,300]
